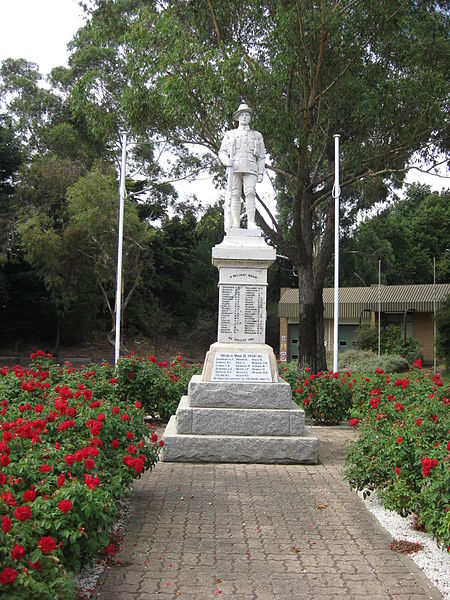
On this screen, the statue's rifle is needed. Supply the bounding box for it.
[224,137,235,232]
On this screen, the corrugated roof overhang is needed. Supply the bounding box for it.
[278,284,450,319]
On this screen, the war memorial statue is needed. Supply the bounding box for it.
[161,101,318,465]
[219,101,266,230]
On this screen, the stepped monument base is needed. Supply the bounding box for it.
[161,228,318,464]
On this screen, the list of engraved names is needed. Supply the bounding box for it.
[211,353,272,382]
[219,284,265,342]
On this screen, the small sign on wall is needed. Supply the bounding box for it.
[279,351,287,362]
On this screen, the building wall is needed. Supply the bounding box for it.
[280,312,436,363]
[413,313,434,363]
[279,317,288,361]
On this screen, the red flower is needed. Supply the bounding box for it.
[29,559,41,571]
[394,403,404,411]
[84,474,100,489]
[57,499,72,513]
[159,440,164,447]
[84,458,95,470]
[11,544,26,561]
[127,431,133,441]
[151,433,158,442]
[0,454,10,467]
[0,567,18,585]
[112,439,119,449]
[37,536,57,553]
[396,436,403,444]
[40,463,51,473]
[57,473,65,487]
[395,467,401,475]
[2,515,12,533]
[349,418,359,427]
[421,457,439,478]
[22,488,36,502]
[65,454,75,466]
[121,413,129,422]
[413,359,422,369]
[14,505,32,522]
[104,543,115,555]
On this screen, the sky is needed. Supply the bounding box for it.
[0,0,85,75]
[0,0,447,208]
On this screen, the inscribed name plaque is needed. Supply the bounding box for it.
[211,352,272,382]
[218,284,266,343]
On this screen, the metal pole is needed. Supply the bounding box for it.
[332,134,341,373]
[115,132,127,367]
[433,256,437,373]
[378,259,381,357]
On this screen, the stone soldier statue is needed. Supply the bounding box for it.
[219,102,266,230]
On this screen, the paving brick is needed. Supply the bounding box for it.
[92,427,441,600]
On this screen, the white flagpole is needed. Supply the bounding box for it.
[332,134,341,373]
[378,259,381,357]
[433,256,436,373]
[115,132,127,367]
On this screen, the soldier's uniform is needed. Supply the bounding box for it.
[219,110,266,228]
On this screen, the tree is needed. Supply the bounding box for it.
[0,115,22,254]
[329,185,449,287]
[436,294,450,371]
[65,167,152,344]
[68,0,449,370]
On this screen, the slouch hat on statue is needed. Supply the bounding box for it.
[233,101,253,121]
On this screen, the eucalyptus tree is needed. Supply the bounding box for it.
[69,0,448,369]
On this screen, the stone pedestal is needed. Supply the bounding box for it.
[161,228,318,464]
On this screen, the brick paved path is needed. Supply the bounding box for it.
[95,427,442,600]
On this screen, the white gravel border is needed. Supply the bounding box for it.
[359,490,450,598]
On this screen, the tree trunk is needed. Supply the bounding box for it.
[297,264,319,371]
[315,285,328,371]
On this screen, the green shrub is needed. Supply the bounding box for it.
[339,350,409,373]
[278,360,301,389]
[116,354,201,419]
[280,365,353,425]
[436,294,450,370]
[344,367,450,548]
[354,324,422,365]
[0,351,161,596]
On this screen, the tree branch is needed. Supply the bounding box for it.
[206,0,222,45]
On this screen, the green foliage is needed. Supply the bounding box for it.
[0,351,161,595]
[337,349,409,374]
[66,0,449,371]
[116,354,201,419]
[280,363,352,425]
[436,294,450,370]
[354,325,422,365]
[344,368,449,548]
[329,186,450,287]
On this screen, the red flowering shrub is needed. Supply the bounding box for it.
[283,366,352,425]
[345,369,449,549]
[0,352,161,596]
[116,354,201,419]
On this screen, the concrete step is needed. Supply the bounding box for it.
[175,395,305,436]
[161,416,319,464]
[188,375,293,409]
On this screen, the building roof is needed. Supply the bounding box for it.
[278,283,450,320]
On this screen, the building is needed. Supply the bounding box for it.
[278,283,450,364]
